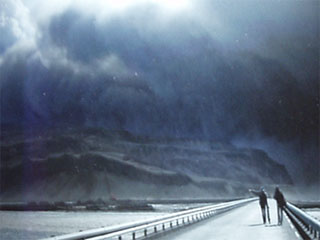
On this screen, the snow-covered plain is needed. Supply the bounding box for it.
[0,203,210,240]
[0,210,167,240]
[305,208,320,220]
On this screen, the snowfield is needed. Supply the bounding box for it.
[0,210,167,240]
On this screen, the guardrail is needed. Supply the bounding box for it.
[285,202,320,240]
[41,198,256,240]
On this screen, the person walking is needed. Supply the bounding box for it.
[274,187,286,225]
[249,187,270,224]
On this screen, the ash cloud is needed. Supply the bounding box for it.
[1,0,319,184]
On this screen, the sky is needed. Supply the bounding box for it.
[0,0,319,184]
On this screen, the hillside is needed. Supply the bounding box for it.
[0,127,292,201]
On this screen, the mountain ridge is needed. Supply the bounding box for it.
[0,127,292,201]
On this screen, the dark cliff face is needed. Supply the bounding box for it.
[0,127,292,201]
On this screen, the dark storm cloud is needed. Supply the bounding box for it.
[1,0,319,182]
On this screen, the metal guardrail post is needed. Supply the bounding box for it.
[285,202,320,240]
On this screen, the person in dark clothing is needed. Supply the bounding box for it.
[249,187,270,224]
[274,187,286,225]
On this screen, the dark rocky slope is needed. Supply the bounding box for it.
[0,127,292,201]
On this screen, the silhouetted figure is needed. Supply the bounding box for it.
[274,187,286,225]
[249,187,269,224]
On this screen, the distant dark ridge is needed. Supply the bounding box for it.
[0,200,154,211]
[0,198,249,212]
[0,124,229,146]
[0,126,293,200]
[0,152,192,193]
[1,126,292,186]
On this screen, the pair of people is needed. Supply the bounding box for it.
[249,187,286,225]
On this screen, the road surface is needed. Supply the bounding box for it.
[152,199,300,240]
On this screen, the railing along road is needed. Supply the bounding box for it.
[285,202,320,240]
[42,198,256,240]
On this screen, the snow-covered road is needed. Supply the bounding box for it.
[153,199,300,240]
